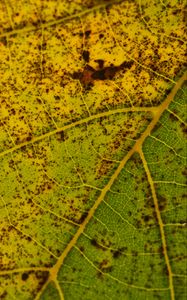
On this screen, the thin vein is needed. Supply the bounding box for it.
[0,0,123,39]
[45,71,187,286]
[139,149,175,300]
[75,246,169,291]
[0,107,156,158]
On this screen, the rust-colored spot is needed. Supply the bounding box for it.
[71,60,133,88]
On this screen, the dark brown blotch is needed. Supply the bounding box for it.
[95,59,104,69]
[71,60,133,88]
[112,247,125,259]
[82,50,90,62]
[56,131,68,142]
[91,238,106,251]
[22,272,29,281]
[85,30,91,38]
[78,211,88,224]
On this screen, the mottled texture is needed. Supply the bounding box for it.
[0,0,186,299]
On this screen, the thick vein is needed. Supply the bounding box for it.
[34,279,50,300]
[0,106,156,159]
[139,149,175,300]
[54,279,65,300]
[0,0,123,39]
[44,71,186,290]
[1,69,186,298]
[48,141,137,279]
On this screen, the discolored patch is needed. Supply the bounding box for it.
[0,0,186,299]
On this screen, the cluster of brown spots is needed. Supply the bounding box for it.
[180,122,187,135]
[91,238,107,251]
[78,211,88,224]
[79,30,92,38]
[36,181,54,193]
[96,159,114,180]
[79,245,85,252]
[158,195,167,211]
[0,290,8,299]
[0,36,7,46]
[56,130,68,142]
[14,132,33,144]
[182,168,187,176]
[90,234,114,252]
[33,271,49,294]
[95,59,104,69]
[111,247,125,259]
[82,50,90,63]
[144,242,162,253]
[98,259,113,273]
[71,60,133,89]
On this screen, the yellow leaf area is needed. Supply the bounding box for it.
[0,0,186,299]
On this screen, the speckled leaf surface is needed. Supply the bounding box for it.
[0,0,186,299]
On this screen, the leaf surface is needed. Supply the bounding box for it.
[0,0,186,299]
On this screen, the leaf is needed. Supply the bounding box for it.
[0,0,186,299]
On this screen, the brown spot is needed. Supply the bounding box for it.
[97,270,103,279]
[79,246,84,252]
[78,211,88,224]
[99,259,108,269]
[0,37,7,46]
[169,112,177,121]
[85,30,91,38]
[158,195,167,211]
[95,59,104,69]
[143,215,152,222]
[82,50,90,62]
[92,60,133,80]
[96,160,114,180]
[26,135,32,142]
[99,33,104,39]
[91,239,106,251]
[0,291,8,299]
[181,123,187,135]
[112,247,125,259]
[92,68,106,80]
[56,131,68,142]
[120,61,134,69]
[99,259,113,273]
[35,271,49,282]
[22,273,29,281]
[182,168,187,176]
[71,65,94,88]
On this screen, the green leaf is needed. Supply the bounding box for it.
[0,0,186,299]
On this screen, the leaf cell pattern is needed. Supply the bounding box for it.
[0,0,186,299]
